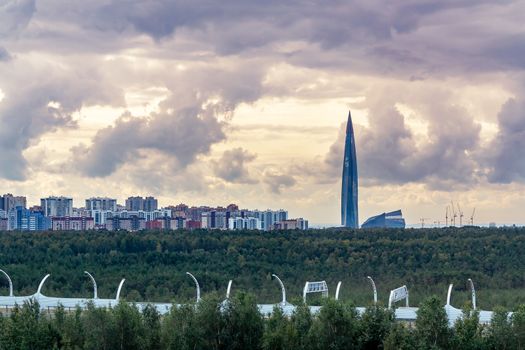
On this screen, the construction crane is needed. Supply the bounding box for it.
[457,203,464,227]
[470,208,476,226]
[445,206,449,227]
[451,201,457,227]
[420,218,431,228]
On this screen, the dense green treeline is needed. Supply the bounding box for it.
[0,227,523,308]
[1,294,525,350]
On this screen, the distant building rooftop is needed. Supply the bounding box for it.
[361,210,406,229]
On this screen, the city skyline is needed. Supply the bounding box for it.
[2,1,525,226]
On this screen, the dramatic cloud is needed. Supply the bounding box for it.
[213,148,257,184]
[0,0,35,37]
[1,0,525,224]
[485,98,525,183]
[74,108,226,177]
[0,47,10,61]
[263,171,296,194]
[0,57,124,180]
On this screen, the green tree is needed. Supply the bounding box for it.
[290,302,313,350]
[161,304,199,350]
[112,301,145,350]
[383,323,417,350]
[451,307,486,350]
[359,304,395,350]
[262,306,291,350]
[0,301,59,350]
[512,304,525,350]
[415,296,451,349]
[486,307,515,350]
[62,307,85,349]
[82,303,118,350]
[309,298,359,350]
[142,304,161,350]
[195,294,225,350]
[222,292,264,350]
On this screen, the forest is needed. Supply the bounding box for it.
[0,294,524,350]
[0,227,523,308]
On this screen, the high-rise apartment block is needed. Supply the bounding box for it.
[144,196,158,211]
[0,194,27,212]
[41,196,73,217]
[8,207,50,231]
[125,196,158,211]
[85,197,117,211]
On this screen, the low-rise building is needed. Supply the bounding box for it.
[105,217,146,231]
[228,217,262,230]
[273,218,309,230]
[0,218,7,231]
[51,217,95,231]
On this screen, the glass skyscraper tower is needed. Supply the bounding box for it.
[341,111,359,228]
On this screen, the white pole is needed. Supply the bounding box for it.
[84,271,98,299]
[226,280,233,299]
[0,269,14,297]
[186,272,201,302]
[446,284,453,306]
[468,279,477,310]
[37,274,51,295]
[335,281,342,300]
[367,276,378,304]
[115,279,126,301]
[272,274,286,306]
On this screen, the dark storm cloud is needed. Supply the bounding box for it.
[0,46,10,61]
[484,98,525,183]
[1,0,525,188]
[311,89,483,189]
[0,58,124,180]
[263,172,296,194]
[74,108,226,177]
[213,148,258,184]
[0,0,35,37]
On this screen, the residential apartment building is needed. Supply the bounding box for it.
[0,194,27,213]
[51,217,95,231]
[85,197,117,211]
[41,197,73,217]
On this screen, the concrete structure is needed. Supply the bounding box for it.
[362,210,406,229]
[125,196,158,211]
[0,218,7,231]
[228,217,262,230]
[0,272,507,326]
[258,210,288,231]
[105,217,146,231]
[202,210,228,229]
[143,196,158,211]
[125,196,144,211]
[51,217,95,231]
[273,218,309,230]
[341,111,359,228]
[8,207,50,231]
[85,197,117,211]
[89,210,113,226]
[0,194,27,213]
[41,197,73,217]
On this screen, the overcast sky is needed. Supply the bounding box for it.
[1,0,525,226]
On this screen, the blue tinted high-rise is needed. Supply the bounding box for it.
[341,111,359,228]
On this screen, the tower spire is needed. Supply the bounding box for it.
[341,110,359,228]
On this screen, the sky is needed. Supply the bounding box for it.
[1,0,525,227]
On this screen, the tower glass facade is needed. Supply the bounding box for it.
[341,111,359,228]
